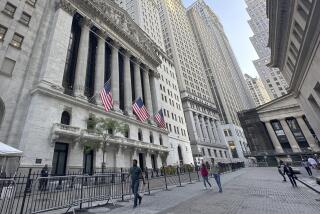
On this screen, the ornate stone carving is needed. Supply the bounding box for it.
[56,0,76,15]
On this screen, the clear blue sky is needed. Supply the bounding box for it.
[183,0,259,77]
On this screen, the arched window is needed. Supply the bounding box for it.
[149,133,154,143]
[159,135,163,145]
[0,98,5,128]
[61,111,71,125]
[138,129,143,141]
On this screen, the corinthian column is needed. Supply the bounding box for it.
[142,68,153,116]
[150,71,161,114]
[215,120,226,145]
[123,51,132,116]
[74,18,90,99]
[111,42,120,111]
[94,31,106,105]
[200,115,209,142]
[194,113,204,141]
[206,118,215,143]
[211,120,219,143]
[133,60,143,100]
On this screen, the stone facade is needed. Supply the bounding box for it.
[0,0,173,173]
[267,0,320,142]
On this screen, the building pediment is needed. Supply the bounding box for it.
[256,93,301,116]
[62,0,161,67]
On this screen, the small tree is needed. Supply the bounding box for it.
[94,117,128,172]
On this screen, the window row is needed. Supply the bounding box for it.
[3,1,33,26]
[0,24,24,48]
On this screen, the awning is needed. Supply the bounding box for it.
[0,142,23,157]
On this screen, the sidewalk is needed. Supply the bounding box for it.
[74,169,247,214]
[296,167,320,193]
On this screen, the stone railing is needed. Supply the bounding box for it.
[52,123,81,136]
[76,129,169,153]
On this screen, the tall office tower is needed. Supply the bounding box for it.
[246,0,289,99]
[115,0,193,165]
[187,0,253,163]
[187,0,254,126]
[244,74,271,106]
[157,0,230,164]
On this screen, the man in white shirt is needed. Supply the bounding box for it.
[308,157,317,169]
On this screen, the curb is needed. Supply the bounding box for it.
[296,178,320,194]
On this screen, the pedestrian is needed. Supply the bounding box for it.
[283,163,297,187]
[205,161,211,171]
[277,164,286,182]
[200,163,212,190]
[211,160,223,192]
[39,164,49,191]
[127,159,145,208]
[308,157,317,169]
[302,159,312,176]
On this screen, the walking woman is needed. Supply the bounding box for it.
[284,163,297,187]
[200,163,212,190]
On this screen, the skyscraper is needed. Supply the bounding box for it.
[186,0,253,163]
[244,74,271,106]
[187,0,254,126]
[246,0,289,99]
[157,0,230,163]
[115,0,194,165]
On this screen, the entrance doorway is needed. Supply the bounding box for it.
[151,154,157,170]
[138,153,145,171]
[177,146,184,165]
[83,148,94,175]
[52,143,69,176]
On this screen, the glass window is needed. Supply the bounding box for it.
[0,25,7,41]
[286,118,309,148]
[10,33,24,48]
[3,2,16,17]
[20,12,31,26]
[26,0,37,7]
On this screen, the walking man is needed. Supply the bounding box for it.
[302,159,312,176]
[200,163,212,190]
[128,159,145,208]
[284,163,297,187]
[308,156,317,169]
[211,160,223,193]
[277,164,286,182]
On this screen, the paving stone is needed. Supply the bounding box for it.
[87,168,320,214]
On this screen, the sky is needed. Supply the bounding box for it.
[183,0,259,77]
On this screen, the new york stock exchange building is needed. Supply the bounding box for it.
[0,0,185,174]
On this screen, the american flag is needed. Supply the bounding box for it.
[99,80,113,112]
[133,97,149,122]
[154,109,166,129]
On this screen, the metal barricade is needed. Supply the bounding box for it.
[0,179,16,214]
[29,173,117,214]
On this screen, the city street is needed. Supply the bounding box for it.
[84,168,320,214]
